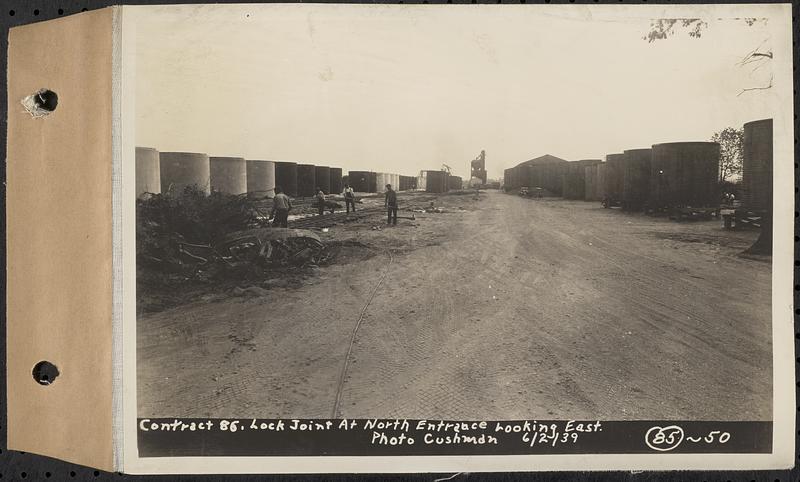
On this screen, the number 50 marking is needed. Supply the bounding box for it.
[704,430,731,443]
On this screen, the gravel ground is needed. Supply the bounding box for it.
[137,190,770,421]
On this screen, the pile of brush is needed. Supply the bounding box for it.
[137,187,326,277]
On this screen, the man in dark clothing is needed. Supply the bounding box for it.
[384,184,398,225]
[343,183,356,213]
[315,187,326,216]
[270,186,292,228]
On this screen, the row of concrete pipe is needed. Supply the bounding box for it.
[135,149,418,199]
[503,118,773,212]
[507,145,723,210]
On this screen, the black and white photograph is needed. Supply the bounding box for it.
[123,3,794,472]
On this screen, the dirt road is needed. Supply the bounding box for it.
[138,191,771,420]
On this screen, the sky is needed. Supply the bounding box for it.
[133,4,786,180]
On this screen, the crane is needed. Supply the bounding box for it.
[441,163,452,174]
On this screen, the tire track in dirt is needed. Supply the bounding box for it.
[331,249,394,418]
[341,193,770,420]
[343,194,597,419]
[138,192,771,420]
[494,196,771,419]
[340,212,500,417]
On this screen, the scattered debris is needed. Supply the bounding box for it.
[220,228,324,266]
[262,278,290,289]
[232,286,269,297]
[419,202,447,213]
[138,190,478,312]
[137,189,337,311]
[137,187,270,269]
[311,200,342,212]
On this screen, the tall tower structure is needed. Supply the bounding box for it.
[470,150,487,185]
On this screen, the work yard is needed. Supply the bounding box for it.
[137,190,771,421]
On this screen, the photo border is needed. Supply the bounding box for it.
[109,0,800,476]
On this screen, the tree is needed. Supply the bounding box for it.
[643,18,772,96]
[643,18,708,43]
[710,127,743,183]
[643,20,772,255]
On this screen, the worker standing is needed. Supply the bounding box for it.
[270,186,292,228]
[385,183,398,226]
[343,183,356,213]
[315,187,326,216]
